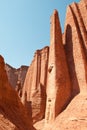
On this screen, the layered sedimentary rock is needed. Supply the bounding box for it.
[44,10,71,128]
[33,0,87,130]
[5,64,28,97]
[22,1,87,129]
[42,0,87,130]
[22,47,49,123]
[5,64,18,88]
[0,55,35,130]
[64,0,87,97]
[2,0,85,129]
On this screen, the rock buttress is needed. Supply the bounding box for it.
[44,10,71,128]
[22,46,49,123]
[64,0,87,97]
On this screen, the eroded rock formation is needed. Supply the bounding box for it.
[0,0,87,130]
[0,55,35,130]
[34,0,87,130]
[64,0,87,97]
[5,64,28,97]
[44,10,71,128]
[5,63,28,89]
[21,1,87,129]
[22,47,49,123]
[50,94,87,130]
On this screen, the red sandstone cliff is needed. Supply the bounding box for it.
[0,0,87,130]
[22,1,87,129]
[0,55,35,130]
[49,94,87,130]
[34,0,87,130]
[22,46,49,123]
[44,10,71,129]
[5,64,28,89]
[64,0,87,97]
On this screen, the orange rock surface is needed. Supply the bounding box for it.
[34,0,87,129]
[5,64,28,89]
[44,10,71,128]
[64,0,87,97]
[0,0,87,129]
[34,93,87,130]
[0,55,35,130]
[22,47,49,123]
[50,93,87,130]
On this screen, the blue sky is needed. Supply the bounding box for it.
[0,0,80,68]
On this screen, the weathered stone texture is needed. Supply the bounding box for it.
[34,1,87,130]
[64,0,87,97]
[5,64,28,88]
[49,94,87,130]
[22,46,49,123]
[2,0,86,129]
[79,0,87,31]
[22,1,87,129]
[42,0,87,130]
[0,55,35,130]
[44,10,71,128]
[5,64,18,88]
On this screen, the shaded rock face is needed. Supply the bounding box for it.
[5,64,28,96]
[0,55,35,130]
[22,47,49,123]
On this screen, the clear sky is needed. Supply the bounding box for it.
[0,0,80,68]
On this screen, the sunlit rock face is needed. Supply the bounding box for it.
[22,46,49,123]
[2,0,87,129]
[44,10,71,128]
[34,0,87,130]
[0,55,35,130]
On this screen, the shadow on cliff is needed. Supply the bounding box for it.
[64,24,80,98]
[26,100,33,122]
[32,83,47,124]
[0,101,36,130]
[66,5,87,95]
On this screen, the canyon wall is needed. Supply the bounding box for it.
[1,0,86,129]
[34,0,87,130]
[64,0,87,97]
[48,0,87,129]
[0,55,35,130]
[22,46,49,123]
[46,13,87,126]
[5,64,28,97]
[21,0,87,129]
